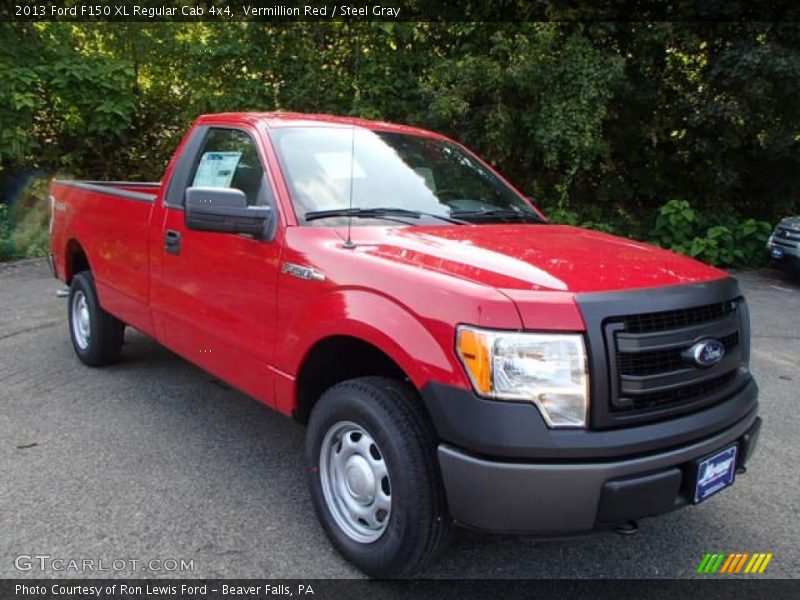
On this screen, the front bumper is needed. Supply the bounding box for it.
[768,250,800,272]
[423,382,760,534]
[766,239,800,272]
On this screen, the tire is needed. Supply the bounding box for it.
[306,376,452,577]
[68,271,125,367]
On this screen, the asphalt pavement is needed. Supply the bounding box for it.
[1,259,798,579]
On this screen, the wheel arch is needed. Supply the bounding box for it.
[64,238,91,283]
[279,289,464,422]
[293,335,411,424]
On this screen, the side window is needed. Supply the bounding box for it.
[190,128,271,206]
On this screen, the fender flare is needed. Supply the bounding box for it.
[279,288,463,391]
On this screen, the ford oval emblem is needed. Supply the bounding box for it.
[691,338,726,368]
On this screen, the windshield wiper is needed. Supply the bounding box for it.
[305,207,467,225]
[449,208,544,223]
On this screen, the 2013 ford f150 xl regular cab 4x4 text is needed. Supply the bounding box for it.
[49,112,761,577]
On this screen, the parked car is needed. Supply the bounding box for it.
[48,112,761,577]
[766,216,800,275]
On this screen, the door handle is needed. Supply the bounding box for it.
[165,229,181,255]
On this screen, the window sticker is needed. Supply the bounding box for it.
[193,152,242,187]
[315,152,366,179]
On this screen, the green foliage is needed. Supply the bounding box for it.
[0,176,51,260]
[0,23,138,179]
[733,219,776,266]
[649,200,773,267]
[651,200,700,253]
[422,24,624,202]
[0,22,797,268]
[545,205,618,234]
[545,198,772,267]
[9,177,50,259]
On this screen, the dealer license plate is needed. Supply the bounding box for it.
[695,445,737,503]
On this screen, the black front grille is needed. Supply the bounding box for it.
[775,227,800,248]
[620,300,737,334]
[577,278,750,429]
[612,371,739,412]
[777,226,800,237]
[617,331,740,376]
[604,297,744,420]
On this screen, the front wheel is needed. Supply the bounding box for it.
[306,376,452,577]
[68,271,125,367]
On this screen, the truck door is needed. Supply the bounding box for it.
[151,124,283,407]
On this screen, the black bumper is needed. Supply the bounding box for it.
[422,382,760,534]
[769,251,800,273]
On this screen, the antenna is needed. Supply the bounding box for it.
[343,24,359,250]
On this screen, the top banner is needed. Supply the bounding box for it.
[3,0,800,22]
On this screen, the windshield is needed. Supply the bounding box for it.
[269,126,540,225]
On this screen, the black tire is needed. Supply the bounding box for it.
[306,376,452,578]
[68,271,125,367]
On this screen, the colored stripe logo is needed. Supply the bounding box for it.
[697,553,773,574]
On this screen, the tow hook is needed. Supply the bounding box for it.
[736,465,747,475]
[56,287,69,298]
[614,521,639,536]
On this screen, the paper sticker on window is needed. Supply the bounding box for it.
[315,152,366,180]
[193,152,242,187]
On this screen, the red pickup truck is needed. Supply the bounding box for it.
[49,112,760,576]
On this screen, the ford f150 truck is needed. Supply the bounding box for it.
[49,112,761,577]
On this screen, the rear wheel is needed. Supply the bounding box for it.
[306,376,452,577]
[68,271,125,366]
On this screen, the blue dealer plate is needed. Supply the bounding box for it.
[694,445,737,503]
[771,247,785,259]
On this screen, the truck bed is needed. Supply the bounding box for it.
[50,179,163,336]
[53,180,161,201]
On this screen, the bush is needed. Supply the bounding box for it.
[546,198,773,268]
[0,176,51,261]
[545,205,617,234]
[10,177,50,258]
[649,199,772,268]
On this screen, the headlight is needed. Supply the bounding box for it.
[456,326,589,428]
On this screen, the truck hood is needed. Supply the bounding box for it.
[348,224,727,293]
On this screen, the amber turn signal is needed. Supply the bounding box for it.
[456,327,493,395]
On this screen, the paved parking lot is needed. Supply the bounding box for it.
[1,259,798,578]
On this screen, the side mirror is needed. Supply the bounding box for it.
[185,187,272,237]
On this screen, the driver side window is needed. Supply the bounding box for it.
[191,128,272,207]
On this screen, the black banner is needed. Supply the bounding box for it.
[2,580,800,600]
[3,0,800,22]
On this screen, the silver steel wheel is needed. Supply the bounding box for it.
[319,421,392,543]
[71,290,91,350]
